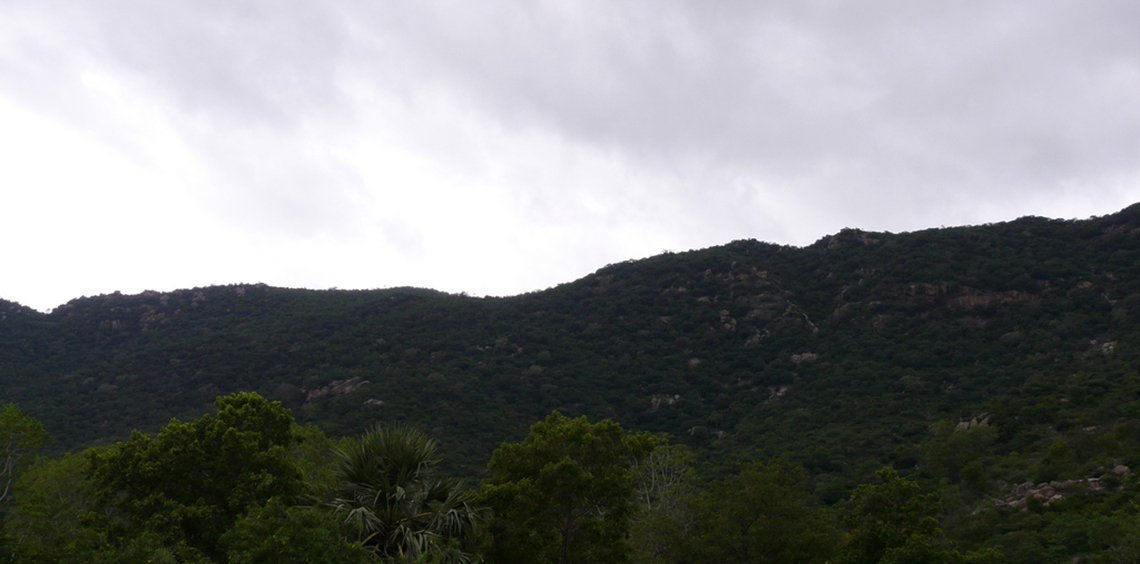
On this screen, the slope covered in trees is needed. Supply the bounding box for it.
[4,205,1140,475]
[3,205,1140,559]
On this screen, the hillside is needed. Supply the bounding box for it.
[3,204,1140,491]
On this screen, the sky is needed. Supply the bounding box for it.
[2,1,1139,312]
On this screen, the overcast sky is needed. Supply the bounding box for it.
[2,1,1139,312]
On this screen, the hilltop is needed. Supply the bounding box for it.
[3,204,1140,489]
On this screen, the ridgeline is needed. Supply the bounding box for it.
[4,204,1140,493]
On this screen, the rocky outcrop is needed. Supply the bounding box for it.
[994,481,1071,508]
[956,414,991,431]
[649,394,680,412]
[790,353,818,365]
[994,467,1131,509]
[948,290,1038,309]
[305,377,368,401]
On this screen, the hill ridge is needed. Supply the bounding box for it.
[2,204,1139,483]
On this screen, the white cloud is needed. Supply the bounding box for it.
[2,0,1139,311]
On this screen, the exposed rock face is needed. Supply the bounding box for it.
[304,377,368,401]
[1092,339,1117,354]
[948,290,1037,309]
[138,306,168,331]
[686,266,818,339]
[994,470,1130,509]
[996,481,1071,508]
[826,229,880,249]
[649,394,680,412]
[790,353,818,365]
[956,414,991,431]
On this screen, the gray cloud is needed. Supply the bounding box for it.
[2,0,1139,310]
[350,1,1140,227]
[15,1,1140,207]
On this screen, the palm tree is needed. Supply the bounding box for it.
[321,424,482,563]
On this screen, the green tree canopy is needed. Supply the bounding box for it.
[841,467,1002,564]
[689,458,840,564]
[86,392,304,561]
[219,498,374,564]
[630,457,839,564]
[0,403,51,504]
[481,411,656,564]
[3,452,102,564]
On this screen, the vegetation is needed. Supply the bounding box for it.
[5,204,1140,560]
[0,404,51,504]
[480,412,655,564]
[0,396,1018,563]
[85,392,304,560]
[631,456,840,564]
[319,423,481,562]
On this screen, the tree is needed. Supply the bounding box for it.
[629,445,698,563]
[688,459,840,564]
[219,498,374,564]
[632,445,694,516]
[480,411,657,564]
[0,403,52,503]
[3,451,105,564]
[841,467,943,564]
[86,392,304,561]
[320,423,481,563]
[841,467,1002,564]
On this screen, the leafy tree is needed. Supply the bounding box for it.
[219,498,374,564]
[632,458,839,564]
[841,467,944,564]
[86,392,304,561]
[320,423,481,563]
[6,449,219,564]
[631,445,694,515]
[0,403,51,503]
[689,459,840,564]
[3,451,104,564]
[481,411,656,564]
[629,445,698,563]
[290,423,354,492]
[841,467,1002,564]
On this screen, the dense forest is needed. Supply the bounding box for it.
[4,203,1140,561]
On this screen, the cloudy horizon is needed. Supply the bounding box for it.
[2,1,1139,312]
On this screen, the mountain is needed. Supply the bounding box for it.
[3,204,1140,487]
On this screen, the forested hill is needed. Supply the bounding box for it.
[4,203,1140,487]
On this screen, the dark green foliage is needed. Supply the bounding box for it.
[3,452,103,563]
[628,445,697,563]
[219,499,374,564]
[693,459,839,564]
[841,467,946,564]
[634,458,840,564]
[85,392,304,560]
[7,206,1140,560]
[481,412,656,564]
[319,423,481,562]
[0,403,51,503]
[841,468,1002,564]
[3,208,1140,484]
[925,422,998,484]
